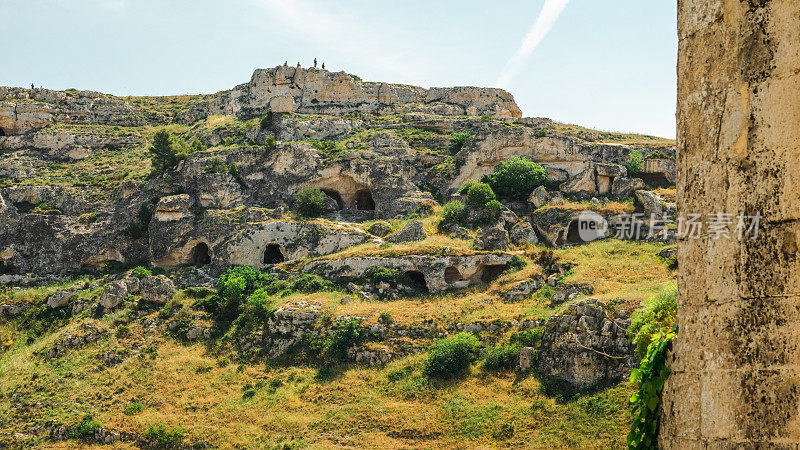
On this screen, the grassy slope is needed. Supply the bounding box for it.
[0,238,674,449]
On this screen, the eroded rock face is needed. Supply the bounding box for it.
[303,253,513,293]
[139,275,175,304]
[662,2,800,447]
[180,66,522,122]
[537,299,635,389]
[0,87,143,135]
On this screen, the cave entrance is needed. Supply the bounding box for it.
[640,172,673,189]
[321,189,344,210]
[480,264,510,283]
[354,189,375,210]
[189,242,211,265]
[0,128,5,137]
[403,270,428,292]
[263,243,285,264]
[566,220,583,244]
[444,266,463,284]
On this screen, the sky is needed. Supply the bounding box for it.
[2,0,678,138]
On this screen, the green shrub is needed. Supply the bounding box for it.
[484,156,547,201]
[145,424,185,448]
[264,135,277,151]
[627,149,643,175]
[196,266,274,325]
[509,327,543,348]
[440,200,467,227]
[423,332,480,379]
[231,289,276,344]
[482,200,503,223]
[131,266,152,279]
[449,131,473,154]
[123,401,147,415]
[69,414,101,439]
[508,255,527,271]
[295,187,326,218]
[628,288,677,359]
[481,345,519,371]
[264,279,292,296]
[465,182,496,208]
[458,179,478,195]
[188,137,206,153]
[363,267,401,287]
[378,312,393,324]
[322,318,362,360]
[290,274,333,293]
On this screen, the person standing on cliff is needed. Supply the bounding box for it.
[322,62,325,70]
[283,61,288,66]
[296,62,301,68]
[314,58,317,68]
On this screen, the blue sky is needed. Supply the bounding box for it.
[3,0,677,137]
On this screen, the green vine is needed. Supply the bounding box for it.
[627,331,674,449]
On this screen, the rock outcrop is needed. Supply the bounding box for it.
[179,66,522,122]
[537,299,635,389]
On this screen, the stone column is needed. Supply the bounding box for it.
[661,1,800,447]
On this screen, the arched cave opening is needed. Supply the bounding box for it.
[639,172,673,189]
[480,264,510,283]
[354,189,375,211]
[403,270,428,292]
[444,266,463,284]
[189,242,211,265]
[0,128,6,137]
[321,189,344,210]
[566,220,584,244]
[263,243,285,264]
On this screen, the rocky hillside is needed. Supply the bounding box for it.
[0,67,677,448]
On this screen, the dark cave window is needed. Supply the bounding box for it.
[444,266,463,284]
[354,189,375,210]
[480,264,510,283]
[322,189,344,209]
[263,243,285,264]
[403,270,427,291]
[189,243,211,265]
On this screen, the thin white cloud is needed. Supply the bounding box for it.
[496,0,570,88]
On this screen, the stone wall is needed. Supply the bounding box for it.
[661,1,800,447]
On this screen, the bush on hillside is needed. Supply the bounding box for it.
[196,266,274,325]
[290,273,333,293]
[295,187,327,218]
[423,332,480,379]
[627,149,643,175]
[440,200,467,227]
[321,318,362,360]
[481,345,520,371]
[484,156,547,201]
[231,288,277,344]
[465,182,496,208]
[449,131,473,154]
[483,199,503,223]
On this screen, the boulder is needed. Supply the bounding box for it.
[611,177,645,200]
[528,186,549,208]
[635,190,663,216]
[474,225,509,250]
[139,275,176,304]
[367,221,393,237]
[509,222,539,246]
[501,278,543,302]
[385,220,427,243]
[559,168,597,197]
[536,299,636,389]
[99,281,128,310]
[47,289,77,309]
